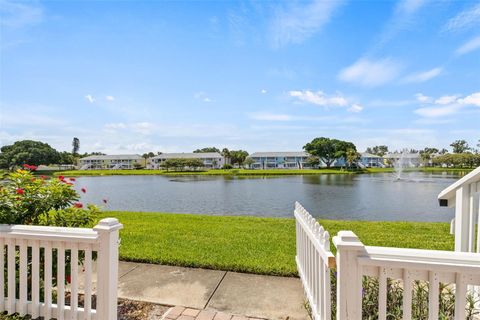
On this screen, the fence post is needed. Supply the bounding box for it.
[94,218,123,320]
[333,231,365,320]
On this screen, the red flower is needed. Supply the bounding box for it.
[103,199,108,204]
[73,203,83,208]
[69,178,76,181]
[40,175,47,179]
[58,176,65,180]
[66,182,73,186]
[81,187,87,193]
[16,188,25,195]
[66,275,71,284]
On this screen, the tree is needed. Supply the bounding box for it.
[306,156,320,168]
[229,150,249,167]
[193,147,220,153]
[346,149,361,169]
[303,137,357,168]
[0,140,61,170]
[221,148,231,164]
[72,137,80,156]
[366,145,388,157]
[450,140,470,153]
[243,157,255,169]
[419,148,439,167]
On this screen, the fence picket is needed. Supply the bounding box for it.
[31,240,40,318]
[402,269,412,320]
[44,241,53,319]
[428,271,439,320]
[378,267,387,320]
[71,243,79,319]
[7,239,16,314]
[19,240,28,316]
[58,242,66,320]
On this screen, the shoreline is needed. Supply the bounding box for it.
[53,167,472,177]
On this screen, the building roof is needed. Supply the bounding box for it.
[438,166,480,205]
[80,154,142,160]
[361,153,382,158]
[152,152,222,159]
[249,152,309,157]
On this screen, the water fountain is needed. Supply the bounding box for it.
[393,149,411,180]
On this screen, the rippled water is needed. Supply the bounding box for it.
[74,171,460,222]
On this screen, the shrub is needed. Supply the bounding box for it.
[222,164,233,169]
[0,169,97,226]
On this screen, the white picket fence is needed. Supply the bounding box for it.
[0,218,122,320]
[294,202,335,320]
[295,203,480,320]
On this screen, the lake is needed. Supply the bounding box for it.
[73,171,460,222]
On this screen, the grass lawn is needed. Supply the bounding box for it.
[55,168,356,177]
[100,211,454,277]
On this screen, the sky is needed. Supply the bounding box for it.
[0,0,479,154]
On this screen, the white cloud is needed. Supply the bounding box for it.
[104,123,127,130]
[270,0,344,47]
[105,95,115,101]
[396,0,428,15]
[456,36,480,55]
[414,105,461,118]
[288,90,349,107]
[402,67,442,83]
[434,95,458,105]
[413,91,480,118]
[444,3,480,32]
[347,104,363,113]
[0,0,43,28]
[458,92,480,107]
[338,58,403,87]
[415,93,432,103]
[261,89,267,94]
[85,94,95,103]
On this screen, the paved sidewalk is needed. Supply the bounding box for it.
[116,261,309,320]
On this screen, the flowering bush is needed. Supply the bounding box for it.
[0,169,97,227]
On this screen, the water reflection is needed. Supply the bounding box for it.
[74,172,458,222]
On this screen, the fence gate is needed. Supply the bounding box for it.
[294,202,335,320]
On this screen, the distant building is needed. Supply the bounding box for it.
[79,155,144,170]
[359,153,384,168]
[384,152,421,167]
[148,152,224,169]
[248,152,311,169]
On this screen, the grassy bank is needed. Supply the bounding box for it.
[101,211,453,276]
[56,168,356,177]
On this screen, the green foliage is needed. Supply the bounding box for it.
[0,140,61,170]
[229,150,249,167]
[0,169,98,226]
[349,277,479,320]
[222,164,233,169]
[365,145,389,157]
[432,153,480,168]
[304,137,357,168]
[243,157,255,168]
[450,139,470,153]
[346,148,361,168]
[193,147,220,153]
[306,156,320,168]
[160,158,205,171]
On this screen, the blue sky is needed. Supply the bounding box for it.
[1,0,479,154]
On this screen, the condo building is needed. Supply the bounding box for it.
[79,155,144,170]
[148,152,225,169]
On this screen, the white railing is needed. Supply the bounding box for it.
[333,231,480,320]
[294,202,335,320]
[0,218,122,320]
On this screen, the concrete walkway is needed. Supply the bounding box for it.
[116,262,309,320]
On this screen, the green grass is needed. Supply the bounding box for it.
[56,168,354,177]
[101,211,454,277]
